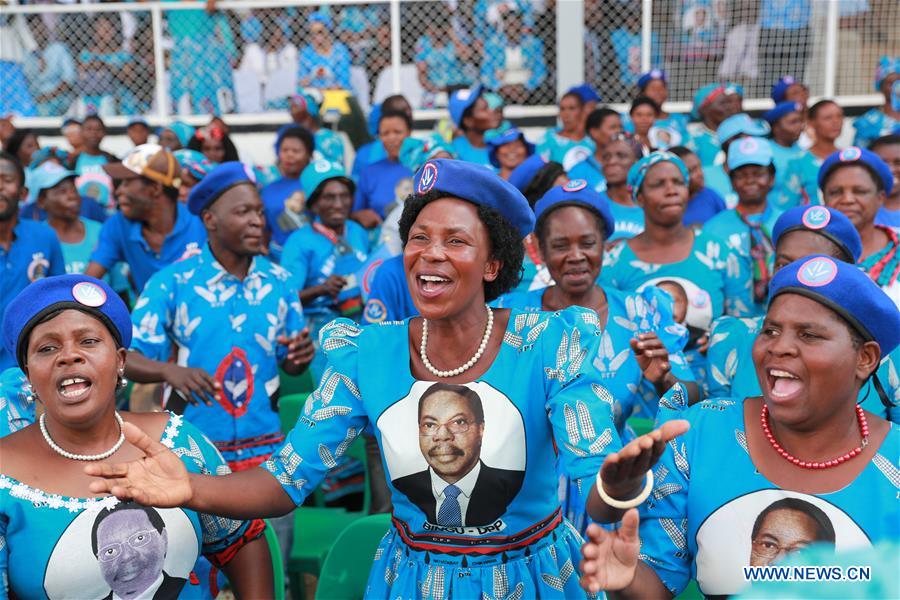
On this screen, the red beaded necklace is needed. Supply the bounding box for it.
[760,404,869,469]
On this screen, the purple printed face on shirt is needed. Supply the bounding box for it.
[95,509,168,599]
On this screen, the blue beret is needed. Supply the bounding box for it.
[717,113,770,145]
[449,85,484,128]
[770,75,801,104]
[412,159,534,238]
[769,256,900,355]
[727,137,773,171]
[2,275,132,368]
[763,101,803,125]
[772,206,862,263]
[174,149,215,181]
[508,154,548,192]
[187,162,257,215]
[566,84,601,103]
[637,69,666,90]
[534,180,615,239]
[817,146,894,195]
[627,150,689,202]
[487,129,535,168]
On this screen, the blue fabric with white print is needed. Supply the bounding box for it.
[130,244,304,466]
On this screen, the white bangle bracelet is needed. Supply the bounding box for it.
[596,470,654,510]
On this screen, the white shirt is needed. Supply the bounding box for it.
[430,461,481,526]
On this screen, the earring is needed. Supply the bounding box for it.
[117,369,128,391]
[23,380,38,403]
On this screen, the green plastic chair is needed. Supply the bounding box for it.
[263,519,286,600]
[280,368,317,398]
[288,507,363,599]
[315,514,391,600]
[675,579,703,600]
[627,417,655,437]
[279,392,311,435]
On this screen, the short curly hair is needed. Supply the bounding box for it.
[398,191,524,302]
[534,203,609,252]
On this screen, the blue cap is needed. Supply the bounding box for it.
[308,11,333,30]
[817,146,894,195]
[772,206,862,263]
[874,55,900,91]
[727,137,773,171]
[637,69,667,90]
[763,101,804,125]
[127,116,149,128]
[301,159,354,206]
[508,154,549,193]
[771,75,801,104]
[174,149,215,181]
[290,90,321,118]
[412,159,534,238]
[487,129,535,168]
[566,83,601,103]
[627,150,689,202]
[449,85,484,128]
[400,134,454,173]
[159,122,195,148]
[2,274,132,368]
[717,113,770,145]
[187,162,257,215]
[769,256,900,355]
[28,146,70,170]
[534,180,615,239]
[29,161,77,197]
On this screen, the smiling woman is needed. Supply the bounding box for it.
[0,275,273,599]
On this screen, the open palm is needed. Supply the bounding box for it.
[580,510,641,593]
[86,422,193,507]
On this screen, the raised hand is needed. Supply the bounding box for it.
[630,333,671,385]
[163,363,219,407]
[600,419,689,502]
[580,510,641,593]
[86,422,193,507]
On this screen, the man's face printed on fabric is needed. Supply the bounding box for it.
[418,390,485,484]
[95,508,168,599]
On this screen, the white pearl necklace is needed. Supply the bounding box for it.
[420,305,494,378]
[40,411,125,461]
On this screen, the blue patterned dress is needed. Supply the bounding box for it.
[0,413,264,599]
[263,309,620,598]
[642,387,900,597]
[706,315,900,422]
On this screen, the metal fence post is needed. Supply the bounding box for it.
[555,0,584,100]
[823,0,839,98]
[641,0,652,73]
[390,0,401,95]
[151,4,168,121]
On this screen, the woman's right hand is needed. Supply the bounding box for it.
[86,422,193,507]
[580,509,641,593]
[600,419,689,501]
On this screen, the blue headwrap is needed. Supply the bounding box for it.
[627,151,689,201]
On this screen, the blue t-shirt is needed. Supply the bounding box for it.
[361,255,416,325]
[262,309,620,598]
[130,245,304,467]
[260,176,308,260]
[60,218,102,274]
[72,152,111,176]
[351,140,386,181]
[686,122,722,167]
[876,206,900,229]
[353,159,412,219]
[0,413,263,599]
[769,141,804,212]
[314,129,346,167]
[786,151,825,206]
[89,202,207,293]
[643,389,898,597]
[536,128,595,171]
[451,137,491,168]
[705,315,900,422]
[0,219,65,369]
[298,42,352,89]
[683,187,727,226]
[568,155,607,193]
[603,193,645,241]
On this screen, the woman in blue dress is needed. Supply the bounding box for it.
[569,108,623,194]
[853,56,899,148]
[259,126,315,258]
[763,101,807,211]
[632,69,689,147]
[352,110,414,229]
[787,99,844,205]
[597,133,646,241]
[537,90,595,171]
[297,12,352,90]
[601,151,727,383]
[86,159,692,599]
[281,160,369,379]
[0,275,272,598]
[706,205,900,421]
[580,257,900,597]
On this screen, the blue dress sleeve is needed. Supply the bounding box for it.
[705,316,744,398]
[543,307,623,491]
[636,287,694,383]
[130,271,175,361]
[261,319,370,506]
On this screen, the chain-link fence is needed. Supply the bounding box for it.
[1,0,897,123]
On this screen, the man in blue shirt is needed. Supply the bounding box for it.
[449,85,500,168]
[0,152,65,369]
[85,144,207,293]
[126,162,314,472]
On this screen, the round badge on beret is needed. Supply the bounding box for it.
[801,206,831,230]
[738,137,759,154]
[72,281,107,307]
[796,256,838,287]
[839,147,862,162]
[418,162,438,194]
[563,179,588,192]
